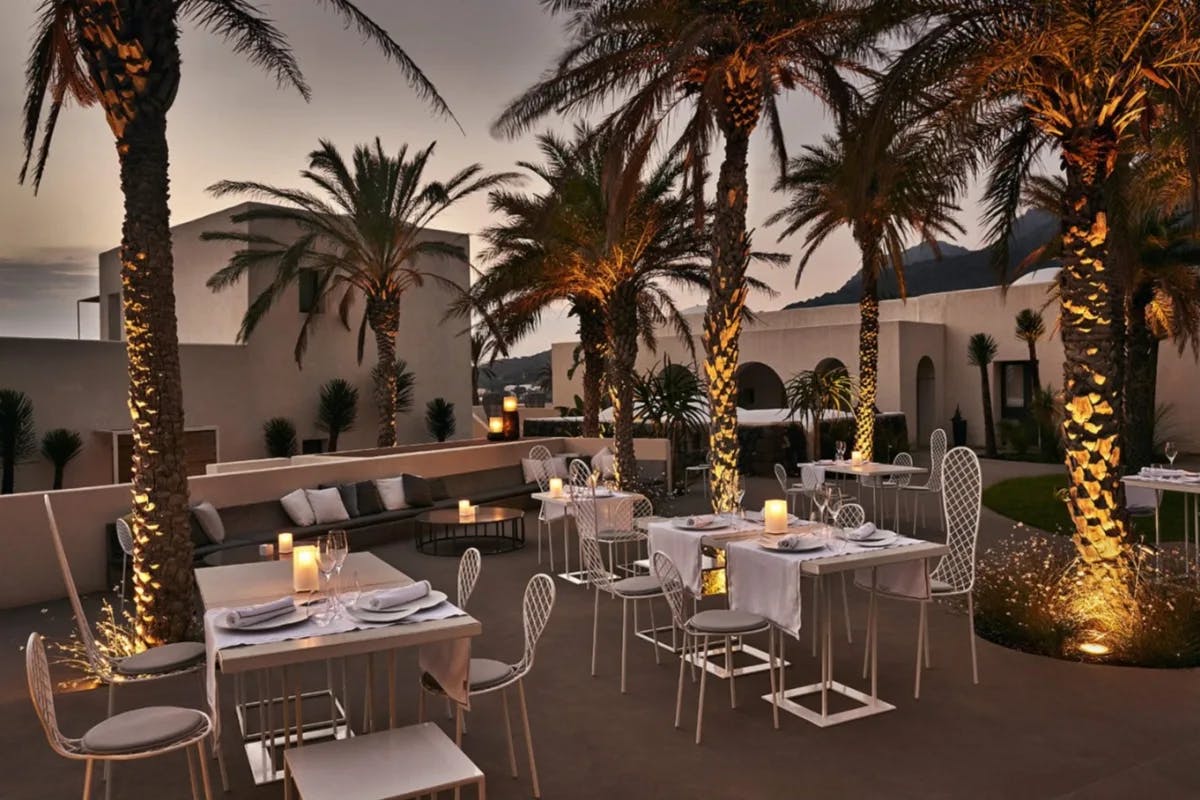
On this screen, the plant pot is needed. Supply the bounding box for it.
[952,418,968,447]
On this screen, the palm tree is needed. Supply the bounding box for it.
[1014,309,1045,389]
[41,428,83,490]
[967,333,999,458]
[0,390,36,495]
[263,417,298,458]
[634,358,708,482]
[19,0,453,646]
[493,0,865,512]
[206,140,513,447]
[470,328,501,402]
[316,379,358,452]
[785,365,856,461]
[770,84,969,461]
[893,0,1200,598]
[425,398,456,442]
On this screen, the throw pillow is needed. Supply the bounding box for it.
[336,484,359,517]
[356,480,384,516]
[521,457,547,484]
[591,447,616,479]
[374,476,408,511]
[305,487,350,525]
[190,501,227,543]
[280,489,317,527]
[401,474,434,507]
[549,456,571,479]
[428,477,450,501]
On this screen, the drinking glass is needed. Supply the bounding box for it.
[329,529,349,602]
[318,536,340,619]
[835,441,846,462]
[1166,441,1178,467]
[736,475,747,519]
[813,484,830,523]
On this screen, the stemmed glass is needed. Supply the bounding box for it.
[835,441,847,462]
[813,484,831,523]
[316,536,339,623]
[735,475,747,520]
[328,529,349,605]
[1166,441,1178,467]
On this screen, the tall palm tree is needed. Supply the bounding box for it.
[967,333,999,458]
[316,378,358,452]
[893,0,1200,599]
[785,364,856,461]
[1014,308,1045,389]
[770,84,969,460]
[205,140,513,446]
[19,0,453,646]
[493,0,864,511]
[469,327,502,402]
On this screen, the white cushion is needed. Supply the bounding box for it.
[592,447,616,478]
[190,501,226,543]
[280,489,316,527]
[305,487,350,525]
[521,458,547,484]
[374,476,408,511]
[549,456,571,479]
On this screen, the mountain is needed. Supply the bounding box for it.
[784,210,1058,309]
[480,349,550,392]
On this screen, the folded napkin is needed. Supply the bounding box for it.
[1140,467,1193,478]
[845,522,877,541]
[685,514,716,528]
[776,533,817,551]
[360,580,431,611]
[223,596,295,628]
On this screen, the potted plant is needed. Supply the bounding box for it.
[951,405,968,447]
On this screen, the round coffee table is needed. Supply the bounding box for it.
[414,507,525,556]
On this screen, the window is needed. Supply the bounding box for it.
[298,269,321,313]
[998,360,1033,420]
[106,292,121,340]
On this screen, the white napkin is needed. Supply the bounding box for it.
[685,514,716,528]
[846,522,877,541]
[360,580,431,611]
[223,596,294,628]
[776,533,817,551]
[1140,467,1192,478]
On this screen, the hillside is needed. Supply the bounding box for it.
[480,349,551,392]
[785,210,1058,309]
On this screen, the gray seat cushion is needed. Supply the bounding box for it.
[115,641,205,676]
[688,609,767,634]
[930,578,954,594]
[468,658,514,689]
[613,575,661,596]
[82,706,207,754]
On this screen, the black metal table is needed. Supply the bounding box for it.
[414,507,525,556]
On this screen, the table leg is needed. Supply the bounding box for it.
[820,575,830,721]
[387,650,397,729]
[870,568,879,704]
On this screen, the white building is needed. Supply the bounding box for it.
[1,202,473,491]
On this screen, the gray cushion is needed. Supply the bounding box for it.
[613,575,661,596]
[429,477,450,502]
[402,474,434,507]
[82,706,207,754]
[931,578,954,594]
[190,501,226,544]
[115,641,205,676]
[688,609,767,634]
[321,484,361,518]
[468,658,514,689]
[356,480,384,516]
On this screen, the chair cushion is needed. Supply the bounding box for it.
[374,476,408,511]
[468,658,514,690]
[428,478,451,502]
[115,641,206,676]
[688,609,767,634]
[82,706,207,754]
[280,489,316,527]
[402,474,434,507]
[305,487,350,525]
[613,575,661,596]
[356,480,385,516]
[930,578,954,594]
[190,501,227,543]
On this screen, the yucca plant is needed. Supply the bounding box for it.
[263,417,298,458]
[316,379,358,452]
[785,365,857,461]
[968,333,999,458]
[0,389,36,495]
[41,428,82,490]
[425,398,457,442]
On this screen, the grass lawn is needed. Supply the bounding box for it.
[982,473,1187,541]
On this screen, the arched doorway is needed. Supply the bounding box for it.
[814,357,849,379]
[916,356,936,444]
[736,362,786,409]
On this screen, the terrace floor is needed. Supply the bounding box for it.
[4,459,1199,799]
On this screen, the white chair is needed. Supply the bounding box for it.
[26,631,215,800]
[113,516,135,615]
[528,445,558,569]
[1126,483,1163,548]
[419,574,556,798]
[652,551,778,744]
[576,497,664,693]
[773,463,809,516]
[568,457,593,490]
[798,464,823,517]
[859,452,912,526]
[595,494,652,576]
[43,495,224,798]
[457,547,482,610]
[899,429,947,535]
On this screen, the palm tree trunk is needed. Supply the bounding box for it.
[979,366,997,457]
[606,292,639,489]
[579,307,605,437]
[1027,341,1041,390]
[854,263,880,460]
[369,298,400,447]
[52,465,65,491]
[704,128,751,514]
[1,454,14,495]
[1059,140,1132,594]
[1125,286,1158,471]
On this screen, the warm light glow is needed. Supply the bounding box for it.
[292,545,319,592]
[1078,641,1111,656]
[259,543,275,559]
[548,477,564,497]
[459,500,476,522]
[489,417,504,434]
[503,395,518,413]
[278,532,293,555]
[763,499,789,533]
[851,450,864,465]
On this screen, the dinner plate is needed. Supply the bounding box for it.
[673,518,730,532]
[218,607,309,632]
[854,532,899,547]
[351,589,448,621]
[757,534,825,552]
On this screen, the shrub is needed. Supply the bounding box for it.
[316,378,358,451]
[40,428,83,490]
[263,417,298,458]
[425,398,457,442]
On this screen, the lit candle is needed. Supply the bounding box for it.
[459,499,476,522]
[763,499,789,534]
[489,417,504,434]
[503,395,518,413]
[548,477,564,497]
[851,450,864,466]
[292,545,319,592]
[277,532,293,556]
[259,543,275,560]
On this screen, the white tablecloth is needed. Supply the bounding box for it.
[726,534,929,636]
[646,516,761,594]
[538,490,636,531]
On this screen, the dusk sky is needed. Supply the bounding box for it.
[0,0,996,355]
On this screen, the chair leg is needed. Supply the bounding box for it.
[648,599,660,665]
[197,741,214,800]
[591,587,600,678]
[811,580,819,656]
[187,745,200,800]
[726,635,736,708]
[862,590,875,680]
[915,601,927,700]
[103,681,116,795]
[501,688,518,778]
[621,598,630,693]
[455,703,464,747]
[840,574,852,644]
[517,680,541,799]
[210,731,229,794]
[417,686,426,722]
[82,760,95,800]
[768,628,779,730]
[696,634,710,745]
[674,633,687,728]
[968,592,979,685]
[924,605,932,668]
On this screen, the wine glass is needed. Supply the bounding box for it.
[1166,441,1178,467]
[735,475,747,519]
[317,536,339,621]
[329,529,349,603]
[813,484,830,523]
[835,440,846,462]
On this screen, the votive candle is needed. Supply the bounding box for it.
[459,500,476,522]
[851,450,864,466]
[277,532,294,556]
[503,395,518,413]
[548,477,564,498]
[488,417,504,434]
[763,499,789,534]
[292,545,319,592]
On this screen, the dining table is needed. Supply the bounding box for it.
[531,486,639,584]
[802,459,928,525]
[195,552,480,784]
[1121,467,1200,560]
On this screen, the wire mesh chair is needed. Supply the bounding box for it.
[568,458,593,490]
[113,516,135,615]
[833,503,866,529]
[595,494,652,576]
[419,574,556,798]
[529,445,557,569]
[797,464,823,517]
[27,632,215,800]
[651,551,777,744]
[457,547,482,609]
[899,428,947,535]
[773,463,809,516]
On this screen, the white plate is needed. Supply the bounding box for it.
[855,532,899,547]
[758,534,825,552]
[673,518,730,532]
[352,589,448,619]
[217,607,309,632]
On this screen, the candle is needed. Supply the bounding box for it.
[488,417,504,434]
[292,545,319,592]
[548,477,564,498]
[503,395,518,413]
[459,499,476,522]
[277,532,293,556]
[259,543,275,559]
[763,499,789,534]
[851,450,864,465]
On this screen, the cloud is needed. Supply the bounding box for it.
[0,249,99,339]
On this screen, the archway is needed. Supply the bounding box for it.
[815,357,849,379]
[916,356,936,444]
[735,362,786,409]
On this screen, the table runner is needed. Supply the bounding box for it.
[646,516,761,594]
